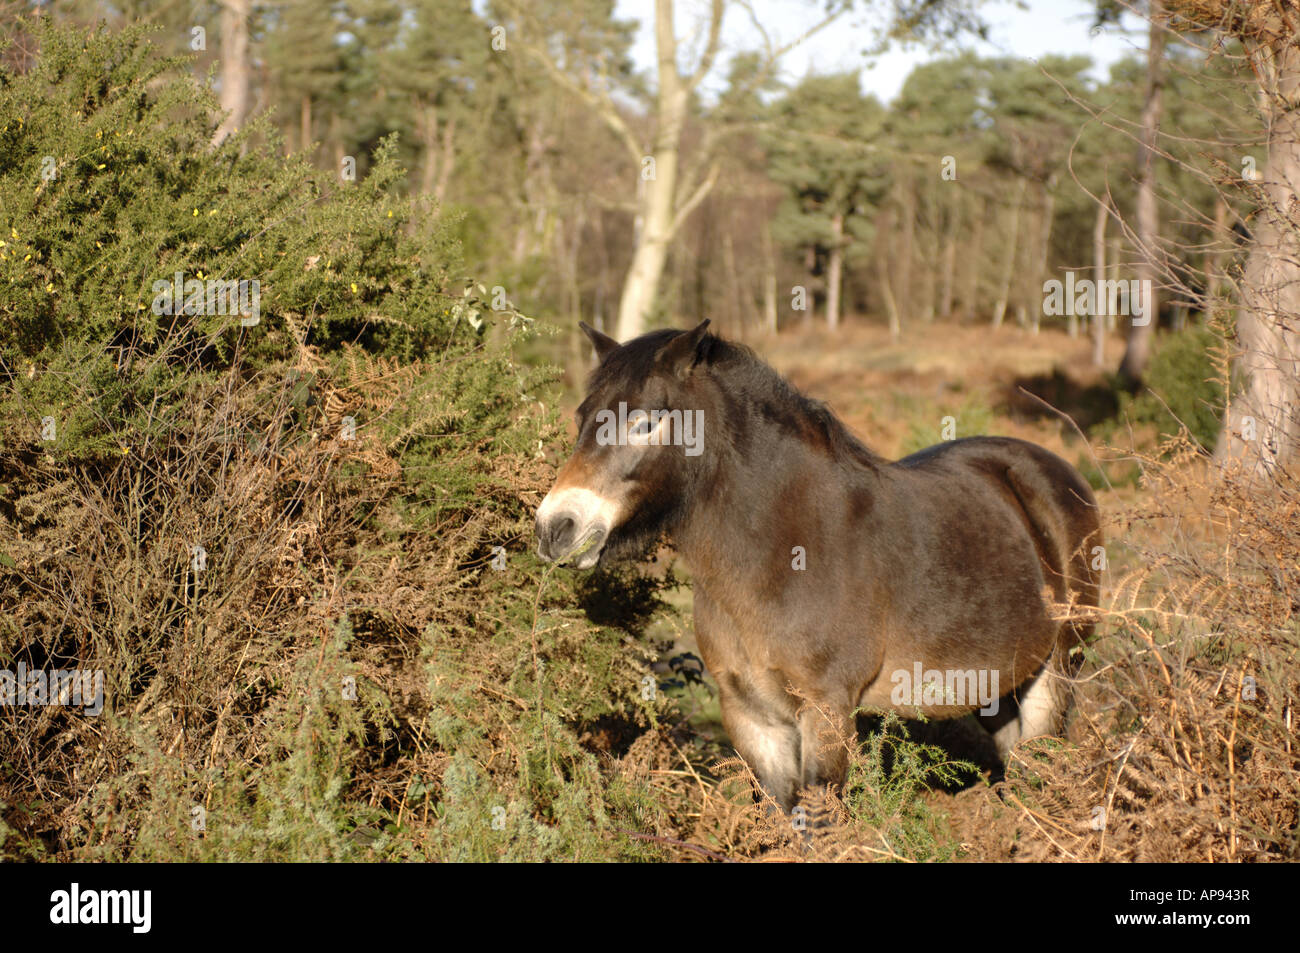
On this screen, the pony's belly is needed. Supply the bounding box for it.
[858,657,1015,719]
[858,681,981,719]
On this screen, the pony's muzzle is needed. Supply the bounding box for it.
[535,511,607,567]
[536,510,578,560]
[535,485,618,568]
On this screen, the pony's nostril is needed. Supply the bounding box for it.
[551,515,577,549]
[537,511,580,559]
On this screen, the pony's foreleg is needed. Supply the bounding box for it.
[796,702,852,810]
[719,688,801,813]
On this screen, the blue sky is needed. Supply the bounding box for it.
[615,0,1149,103]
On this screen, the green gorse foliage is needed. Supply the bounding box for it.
[0,18,682,862]
[1116,326,1228,454]
[1,19,469,454]
[842,712,976,862]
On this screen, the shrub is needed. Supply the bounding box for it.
[962,436,1300,861]
[0,18,680,861]
[1115,327,1227,453]
[899,396,996,456]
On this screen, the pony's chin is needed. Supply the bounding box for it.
[570,547,604,570]
[559,526,608,569]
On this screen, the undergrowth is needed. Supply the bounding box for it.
[3,16,1293,865]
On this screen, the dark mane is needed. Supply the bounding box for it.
[699,334,887,472]
[590,328,886,471]
[734,342,887,471]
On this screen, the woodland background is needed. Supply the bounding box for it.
[1,0,1297,861]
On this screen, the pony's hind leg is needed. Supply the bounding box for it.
[1015,663,1067,743]
[983,657,1071,760]
[979,691,1023,759]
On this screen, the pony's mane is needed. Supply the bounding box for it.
[709,337,886,471]
[592,328,885,471]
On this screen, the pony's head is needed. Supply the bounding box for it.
[535,320,715,568]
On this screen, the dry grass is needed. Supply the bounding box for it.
[4,316,1297,861]
[941,433,1300,862]
[0,334,612,860]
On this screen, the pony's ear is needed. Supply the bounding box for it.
[579,321,620,363]
[656,320,711,379]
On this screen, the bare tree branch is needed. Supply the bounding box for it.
[685,0,727,92]
[501,2,645,166]
[670,161,720,237]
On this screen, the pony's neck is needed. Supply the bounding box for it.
[673,398,858,603]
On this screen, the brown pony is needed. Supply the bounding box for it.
[536,321,1102,811]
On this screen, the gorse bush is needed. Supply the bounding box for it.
[1113,326,1228,454]
[0,18,684,861]
[899,395,995,456]
[0,18,467,455]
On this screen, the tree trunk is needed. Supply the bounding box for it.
[1035,184,1056,335]
[723,229,743,333]
[1093,197,1109,367]
[615,0,692,338]
[211,0,251,147]
[826,212,844,330]
[331,111,343,174]
[418,102,457,207]
[919,203,937,324]
[898,174,916,323]
[560,203,587,328]
[435,116,456,206]
[1119,0,1166,385]
[515,114,552,263]
[762,221,778,333]
[419,101,438,197]
[992,178,1026,328]
[964,196,985,323]
[300,93,312,153]
[1107,235,1121,331]
[1207,196,1229,314]
[1219,39,1300,473]
[875,209,901,341]
[939,194,959,319]
[803,245,816,329]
